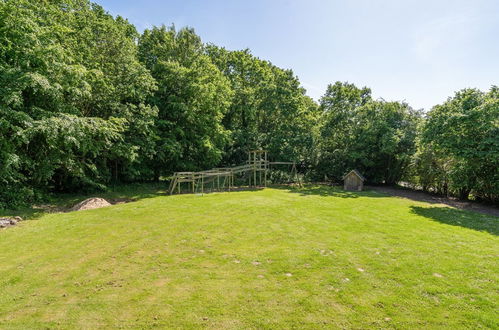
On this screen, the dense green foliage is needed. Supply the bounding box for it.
[206,46,319,167]
[411,87,498,201]
[315,82,421,184]
[0,0,156,207]
[138,26,232,178]
[1,0,497,207]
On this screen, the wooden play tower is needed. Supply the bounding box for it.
[168,150,298,195]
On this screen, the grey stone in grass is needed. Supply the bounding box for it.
[0,216,23,228]
[0,217,20,228]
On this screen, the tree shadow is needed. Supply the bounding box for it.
[410,206,498,236]
[370,185,499,218]
[0,207,47,221]
[172,186,264,196]
[271,184,385,198]
[0,182,168,220]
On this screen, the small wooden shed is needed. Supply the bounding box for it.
[343,169,365,191]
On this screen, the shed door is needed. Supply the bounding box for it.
[346,175,358,190]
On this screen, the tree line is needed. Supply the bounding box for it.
[1,0,497,208]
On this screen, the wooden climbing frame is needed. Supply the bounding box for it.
[168,150,300,195]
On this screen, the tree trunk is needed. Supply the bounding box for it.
[459,188,470,200]
[113,160,119,183]
[154,168,160,182]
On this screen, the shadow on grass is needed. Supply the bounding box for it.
[410,206,498,236]
[272,184,385,198]
[0,207,47,221]
[0,182,168,220]
[174,186,265,195]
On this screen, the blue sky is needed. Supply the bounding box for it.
[96,0,499,110]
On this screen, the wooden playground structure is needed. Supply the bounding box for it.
[168,150,298,195]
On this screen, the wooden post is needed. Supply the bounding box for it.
[259,160,262,187]
[264,151,267,187]
[253,154,256,188]
[248,151,251,188]
[201,175,204,194]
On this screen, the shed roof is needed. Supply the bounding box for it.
[343,169,365,181]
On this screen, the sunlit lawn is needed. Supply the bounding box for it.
[0,185,497,328]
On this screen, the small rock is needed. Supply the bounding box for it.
[326,285,340,292]
[285,273,293,277]
[320,249,333,256]
[0,217,18,228]
[357,268,365,272]
[343,278,350,282]
[384,317,391,321]
[433,273,443,278]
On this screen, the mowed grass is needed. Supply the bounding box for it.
[0,186,497,329]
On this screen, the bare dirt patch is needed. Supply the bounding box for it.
[30,197,135,215]
[108,197,136,205]
[369,186,499,217]
[71,197,111,211]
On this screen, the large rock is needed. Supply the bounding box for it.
[71,197,111,211]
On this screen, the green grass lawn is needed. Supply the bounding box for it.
[0,185,497,328]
